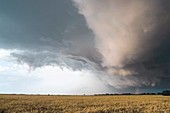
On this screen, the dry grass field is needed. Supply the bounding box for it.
[0,94,170,113]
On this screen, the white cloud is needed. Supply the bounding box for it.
[0,49,109,94]
[0,49,11,59]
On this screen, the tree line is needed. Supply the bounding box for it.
[94,90,170,96]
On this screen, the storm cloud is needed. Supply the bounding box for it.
[73,0,170,88]
[0,0,170,91]
[0,0,101,70]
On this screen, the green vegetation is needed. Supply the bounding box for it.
[0,94,170,113]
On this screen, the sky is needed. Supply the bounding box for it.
[0,0,170,94]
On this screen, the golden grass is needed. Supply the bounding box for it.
[0,94,170,113]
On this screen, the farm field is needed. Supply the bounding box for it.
[0,94,170,113]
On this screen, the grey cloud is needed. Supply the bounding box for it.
[0,0,101,71]
[73,0,170,89]
[1,0,170,91]
[10,50,98,72]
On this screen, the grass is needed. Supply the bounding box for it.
[0,94,170,113]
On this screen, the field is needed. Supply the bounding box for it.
[0,95,170,113]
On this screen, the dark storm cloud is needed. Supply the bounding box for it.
[0,0,90,49]
[124,0,170,88]
[74,0,170,89]
[0,0,101,71]
[1,0,170,90]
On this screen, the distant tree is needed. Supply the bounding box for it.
[162,90,170,96]
[122,93,132,95]
[157,92,162,95]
